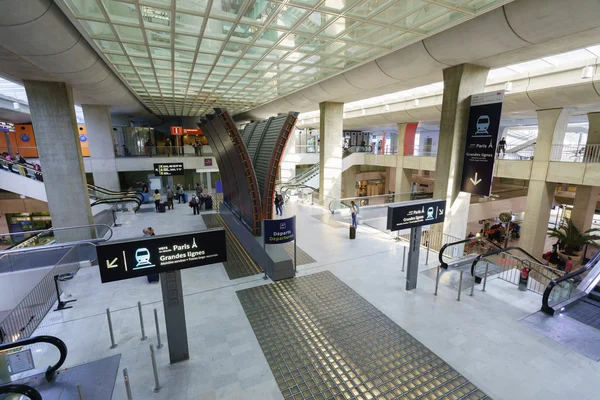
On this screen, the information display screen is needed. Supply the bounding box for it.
[386,199,446,231]
[98,229,227,283]
[264,216,296,244]
[154,163,184,176]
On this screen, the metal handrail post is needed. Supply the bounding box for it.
[154,308,163,349]
[457,271,463,301]
[402,247,406,272]
[150,344,161,393]
[106,308,117,349]
[434,265,440,295]
[137,301,147,341]
[482,264,489,292]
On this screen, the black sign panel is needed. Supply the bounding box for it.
[460,91,505,196]
[98,229,226,283]
[386,199,446,231]
[154,163,184,176]
[264,216,296,244]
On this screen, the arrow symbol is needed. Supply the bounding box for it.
[439,209,444,216]
[470,172,482,186]
[106,258,118,269]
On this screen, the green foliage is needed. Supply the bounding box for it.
[547,218,600,255]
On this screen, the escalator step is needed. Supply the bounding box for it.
[583,296,600,308]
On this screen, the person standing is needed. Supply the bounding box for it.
[164,137,172,157]
[189,195,200,215]
[351,201,359,229]
[274,192,283,216]
[565,257,574,273]
[153,189,161,212]
[166,185,174,208]
[497,136,507,157]
[195,183,202,198]
[177,185,185,203]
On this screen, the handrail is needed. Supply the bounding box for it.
[470,246,553,278]
[0,238,99,257]
[438,237,502,268]
[541,249,600,314]
[0,224,113,241]
[0,335,67,382]
[0,384,42,400]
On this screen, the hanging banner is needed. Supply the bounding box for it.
[460,91,505,196]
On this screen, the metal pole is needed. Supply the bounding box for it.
[294,216,297,272]
[137,301,147,341]
[457,271,463,301]
[482,264,489,292]
[434,265,440,296]
[150,344,161,393]
[154,308,163,349]
[470,273,475,297]
[77,384,84,400]
[425,231,430,265]
[123,368,133,400]
[106,308,117,349]
[402,247,406,272]
[263,221,268,280]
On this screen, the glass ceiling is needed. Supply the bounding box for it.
[60,0,511,116]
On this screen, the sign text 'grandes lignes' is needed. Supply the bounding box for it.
[264,216,296,244]
[98,229,227,283]
[154,163,184,176]
[386,199,446,231]
[460,91,505,196]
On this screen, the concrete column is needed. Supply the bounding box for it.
[280,129,297,183]
[394,123,417,201]
[521,108,572,256]
[432,64,489,240]
[82,105,120,191]
[570,185,599,233]
[342,166,357,198]
[587,112,600,145]
[319,102,343,203]
[24,81,94,241]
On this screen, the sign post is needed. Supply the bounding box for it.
[263,216,297,280]
[97,229,226,363]
[460,91,505,196]
[387,199,446,290]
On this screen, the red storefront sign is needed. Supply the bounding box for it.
[170,126,203,135]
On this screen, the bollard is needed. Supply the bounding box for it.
[457,271,463,301]
[402,247,406,272]
[77,384,84,400]
[123,369,133,400]
[434,265,441,296]
[137,301,147,341]
[106,308,117,349]
[425,238,430,265]
[470,273,475,297]
[150,344,161,393]
[154,308,163,349]
[482,264,489,292]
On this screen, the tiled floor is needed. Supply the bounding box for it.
[238,271,489,400]
[16,197,600,400]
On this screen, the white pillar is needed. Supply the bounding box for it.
[319,102,344,203]
[82,104,120,191]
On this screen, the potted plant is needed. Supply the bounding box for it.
[547,218,600,263]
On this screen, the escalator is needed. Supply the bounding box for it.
[87,184,143,212]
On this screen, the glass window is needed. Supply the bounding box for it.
[150,46,171,59]
[296,11,335,35]
[101,0,139,25]
[418,11,466,35]
[174,49,195,61]
[141,5,171,28]
[371,0,426,24]
[114,24,145,43]
[130,56,153,67]
[95,40,123,54]
[105,53,130,64]
[270,6,308,29]
[394,4,446,31]
[319,0,361,13]
[319,17,358,38]
[147,30,171,46]
[175,61,193,71]
[199,38,223,53]
[174,34,199,50]
[80,20,115,39]
[64,0,104,19]
[153,59,171,69]
[123,43,148,57]
[347,0,395,19]
[175,12,203,34]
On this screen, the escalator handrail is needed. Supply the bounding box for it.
[0,335,67,382]
[91,197,141,212]
[470,246,562,278]
[87,184,143,202]
[438,237,502,267]
[542,249,600,314]
[0,224,113,241]
[0,384,42,400]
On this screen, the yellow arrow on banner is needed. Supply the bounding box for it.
[106,258,118,269]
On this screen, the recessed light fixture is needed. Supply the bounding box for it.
[504,81,513,92]
[581,65,594,79]
[414,99,420,107]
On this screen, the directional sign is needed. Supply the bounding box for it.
[97,229,227,283]
[264,216,296,244]
[386,199,446,231]
[154,163,184,176]
[460,91,505,196]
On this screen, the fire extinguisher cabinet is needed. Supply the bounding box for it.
[519,261,531,291]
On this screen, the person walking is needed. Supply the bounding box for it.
[189,195,200,215]
[195,183,202,198]
[177,185,185,203]
[274,192,283,216]
[350,201,359,229]
[166,185,174,209]
[153,189,161,212]
[497,136,507,157]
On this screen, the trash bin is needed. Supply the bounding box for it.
[518,266,530,291]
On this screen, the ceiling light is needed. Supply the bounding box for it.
[13,102,19,109]
[504,81,513,92]
[414,99,420,107]
[385,104,390,111]
[361,109,366,115]
[581,65,594,79]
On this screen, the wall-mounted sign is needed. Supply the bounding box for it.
[170,126,203,135]
[154,163,184,176]
[264,216,296,244]
[460,91,505,196]
[19,133,31,142]
[0,122,15,133]
[7,349,35,374]
[386,199,446,231]
[170,126,183,135]
[204,158,213,167]
[97,229,227,283]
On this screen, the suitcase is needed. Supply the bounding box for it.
[159,203,166,213]
[182,193,188,203]
[349,225,356,239]
[147,273,159,283]
[205,197,213,210]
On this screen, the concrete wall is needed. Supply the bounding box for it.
[467,196,528,223]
